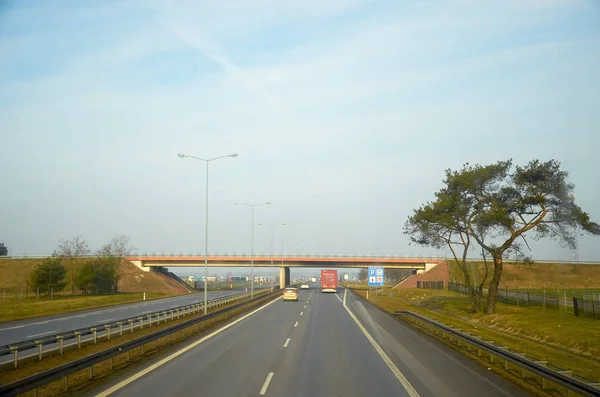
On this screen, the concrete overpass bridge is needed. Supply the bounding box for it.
[126,253,443,288]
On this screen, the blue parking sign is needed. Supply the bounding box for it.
[368,267,384,286]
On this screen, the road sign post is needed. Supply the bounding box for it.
[368,267,384,295]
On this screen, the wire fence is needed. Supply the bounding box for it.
[416,280,445,290]
[438,282,600,320]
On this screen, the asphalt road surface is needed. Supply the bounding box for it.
[0,287,268,347]
[92,287,530,397]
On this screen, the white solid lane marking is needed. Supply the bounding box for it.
[98,318,116,323]
[94,296,282,397]
[259,372,274,395]
[335,294,342,303]
[0,325,26,331]
[343,289,347,306]
[294,321,298,327]
[141,310,152,314]
[283,337,291,348]
[300,312,303,316]
[27,330,56,339]
[343,297,420,397]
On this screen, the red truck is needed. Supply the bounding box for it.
[320,269,338,293]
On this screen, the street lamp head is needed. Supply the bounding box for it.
[234,201,240,205]
[282,222,287,226]
[266,201,272,205]
[177,153,186,158]
[228,153,239,158]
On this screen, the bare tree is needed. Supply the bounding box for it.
[96,236,136,293]
[57,236,91,293]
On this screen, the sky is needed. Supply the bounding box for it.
[1,0,600,266]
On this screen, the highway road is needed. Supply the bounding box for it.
[0,287,267,347]
[92,287,530,397]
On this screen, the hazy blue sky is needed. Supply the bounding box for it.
[1,0,599,263]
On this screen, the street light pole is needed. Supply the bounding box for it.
[178,152,238,314]
[236,201,271,298]
[572,193,579,262]
[259,222,286,292]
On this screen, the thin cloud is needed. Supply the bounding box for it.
[148,11,287,112]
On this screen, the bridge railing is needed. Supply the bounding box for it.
[126,252,445,260]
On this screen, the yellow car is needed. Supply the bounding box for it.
[283,287,299,302]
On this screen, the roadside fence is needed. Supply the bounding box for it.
[447,282,600,320]
[416,281,445,290]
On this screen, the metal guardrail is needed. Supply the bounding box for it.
[0,288,283,397]
[0,290,254,368]
[396,311,600,397]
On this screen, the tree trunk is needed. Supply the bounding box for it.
[486,252,504,314]
[472,290,481,312]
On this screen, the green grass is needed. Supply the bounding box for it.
[0,292,168,323]
[349,285,600,382]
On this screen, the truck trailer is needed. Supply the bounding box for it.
[320,269,338,293]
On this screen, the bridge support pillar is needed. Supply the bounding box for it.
[130,260,151,272]
[279,267,290,289]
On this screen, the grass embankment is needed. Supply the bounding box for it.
[0,289,276,389]
[0,292,168,324]
[347,284,600,382]
[447,260,600,289]
[0,259,189,322]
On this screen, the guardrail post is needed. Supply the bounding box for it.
[147,315,152,327]
[35,340,43,360]
[89,365,94,380]
[497,347,509,370]
[106,325,111,341]
[177,308,180,319]
[118,322,123,336]
[514,353,527,378]
[10,346,18,368]
[168,310,173,321]
[57,336,64,354]
[535,361,548,389]
[75,331,81,348]
[461,332,471,350]
[558,371,574,397]
[63,375,68,391]
[157,313,161,325]
[129,319,135,333]
[91,328,97,344]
